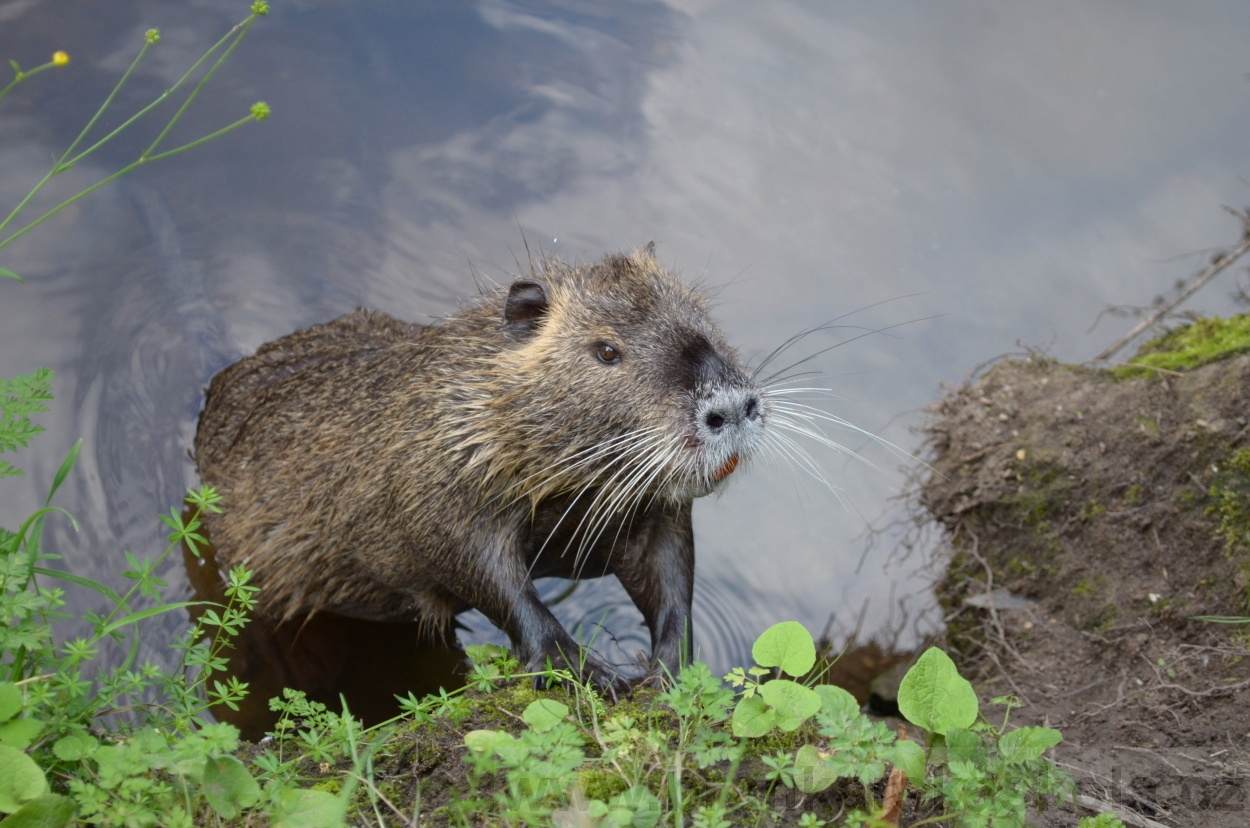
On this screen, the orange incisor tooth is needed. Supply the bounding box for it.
[713,454,739,482]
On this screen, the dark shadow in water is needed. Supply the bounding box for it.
[817,639,914,719]
[182,530,465,742]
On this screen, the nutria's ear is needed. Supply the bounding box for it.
[504,279,549,339]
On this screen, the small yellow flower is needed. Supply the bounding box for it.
[52,51,70,66]
[250,101,271,121]
[145,29,160,45]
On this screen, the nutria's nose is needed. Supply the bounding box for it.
[704,393,762,432]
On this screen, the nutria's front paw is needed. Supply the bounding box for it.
[528,650,630,701]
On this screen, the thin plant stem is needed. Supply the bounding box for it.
[0,58,61,103]
[0,113,260,250]
[58,41,153,170]
[62,18,250,173]
[0,46,150,236]
[144,14,257,159]
[85,503,204,645]
[0,58,104,233]
[0,9,264,255]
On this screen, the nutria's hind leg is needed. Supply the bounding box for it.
[471,533,630,698]
[612,502,696,683]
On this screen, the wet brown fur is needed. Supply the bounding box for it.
[195,249,763,685]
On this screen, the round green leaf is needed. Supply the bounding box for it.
[273,788,345,828]
[730,694,776,738]
[751,622,816,677]
[896,647,978,735]
[0,685,21,724]
[51,732,97,762]
[202,755,260,819]
[0,793,75,828]
[0,746,48,814]
[758,680,822,731]
[0,720,44,751]
[464,730,513,754]
[793,744,836,793]
[814,684,859,718]
[521,699,568,733]
[890,739,926,782]
[609,786,661,828]
[997,726,1062,764]
[943,728,983,765]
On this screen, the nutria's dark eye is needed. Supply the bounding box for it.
[594,342,621,364]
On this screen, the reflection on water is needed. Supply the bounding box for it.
[5,0,1250,718]
[183,533,464,741]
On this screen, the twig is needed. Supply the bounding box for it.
[1090,209,1250,363]
[962,527,1029,670]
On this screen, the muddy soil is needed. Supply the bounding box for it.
[920,350,1250,827]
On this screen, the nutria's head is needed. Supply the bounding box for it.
[457,249,766,508]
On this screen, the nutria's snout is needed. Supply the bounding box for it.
[687,385,766,490]
[701,390,762,432]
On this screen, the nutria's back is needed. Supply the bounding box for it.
[195,249,767,689]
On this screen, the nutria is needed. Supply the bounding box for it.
[194,248,766,691]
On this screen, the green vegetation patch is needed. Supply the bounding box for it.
[1207,446,1250,611]
[1113,314,1250,378]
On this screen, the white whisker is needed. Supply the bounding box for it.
[764,430,837,494]
[578,433,681,568]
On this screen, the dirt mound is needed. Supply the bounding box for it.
[920,344,1250,826]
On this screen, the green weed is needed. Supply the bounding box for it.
[431,624,1073,826]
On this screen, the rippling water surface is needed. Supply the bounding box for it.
[3,0,1250,713]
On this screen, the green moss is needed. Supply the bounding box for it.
[1087,603,1118,632]
[1207,447,1250,552]
[1070,578,1100,599]
[1079,501,1106,521]
[1004,556,1039,579]
[1134,413,1160,438]
[578,767,630,801]
[1123,484,1143,504]
[1113,314,1250,379]
[311,778,342,794]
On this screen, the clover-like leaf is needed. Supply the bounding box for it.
[793,744,836,793]
[0,685,22,723]
[0,719,44,751]
[202,755,260,818]
[758,679,821,731]
[730,694,775,738]
[608,786,661,828]
[815,684,859,719]
[521,699,568,733]
[998,726,1062,764]
[891,738,927,781]
[0,792,75,827]
[751,622,816,678]
[272,788,345,828]
[897,647,978,735]
[0,746,48,814]
[51,731,97,762]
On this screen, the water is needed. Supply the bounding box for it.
[3,0,1250,719]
